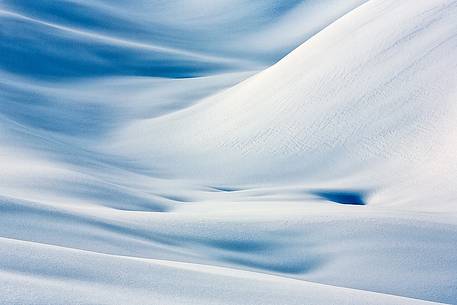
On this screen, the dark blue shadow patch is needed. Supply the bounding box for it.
[312,190,366,205]
[210,186,242,192]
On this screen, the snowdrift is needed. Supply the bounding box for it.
[117,0,457,210]
[1,0,457,304]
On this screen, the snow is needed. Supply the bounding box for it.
[1,237,443,305]
[1,0,456,304]
[115,0,457,212]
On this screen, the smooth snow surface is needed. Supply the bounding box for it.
[1,0,457,304]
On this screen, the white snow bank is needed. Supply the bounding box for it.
[0,237,445,305]
[115,0,457,211]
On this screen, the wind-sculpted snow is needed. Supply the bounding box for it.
[1,0,457,304]
[1,0,366,79]
[118,0,457,210]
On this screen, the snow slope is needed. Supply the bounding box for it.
[117,0,457,210]
[1,0,367,78]
[0,237,443,305]
[1,0,457,304]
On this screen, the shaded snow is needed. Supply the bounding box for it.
[1,0,456,304]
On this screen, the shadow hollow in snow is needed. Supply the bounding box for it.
[312,190,366,205]
[223,255,322,275]
[210,186,243,192]
[207,239,270,253]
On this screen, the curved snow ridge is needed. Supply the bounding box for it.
[0,8,247,79]
[114,0,457,209]
[1,1,457,304]
[2,191,456,302]
[0,0,367,79]
[0,9,231,62]
[0,237,447,305]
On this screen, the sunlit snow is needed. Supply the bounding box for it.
[1,0,456,304]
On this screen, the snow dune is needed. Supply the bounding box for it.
[0,237,443,305]
[117,0,457,210]
[1,0,367,78]
[1,0,457,304]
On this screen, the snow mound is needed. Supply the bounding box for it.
[1,0,457,304]
[116,0,457,210]
[0,237,447,305]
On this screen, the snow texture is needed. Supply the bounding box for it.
[1,0,456,304]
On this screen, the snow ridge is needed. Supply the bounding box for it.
[1,0,456,304]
